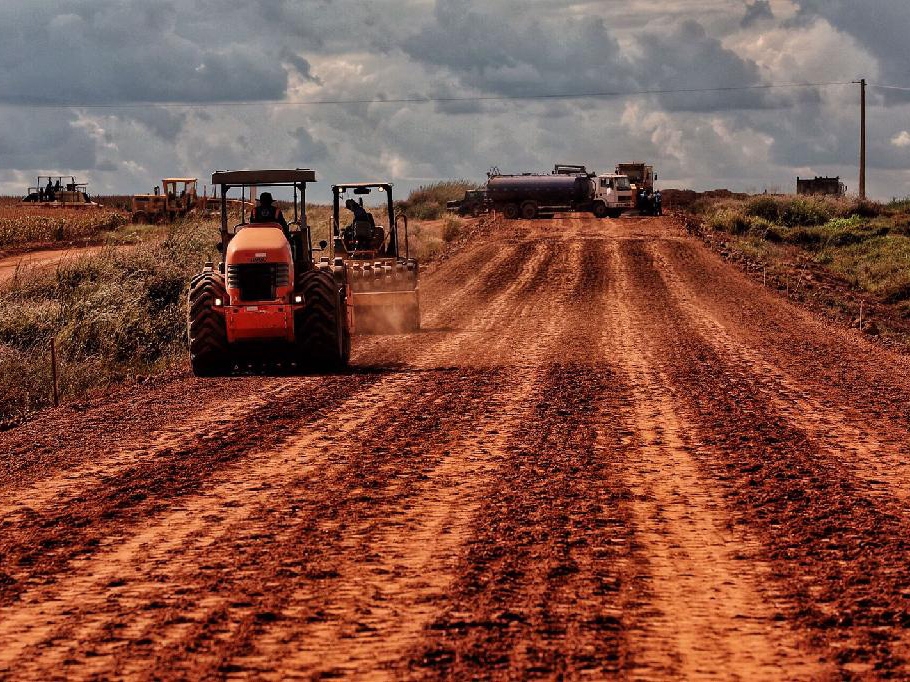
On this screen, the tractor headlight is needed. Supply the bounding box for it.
[294,295,303,304]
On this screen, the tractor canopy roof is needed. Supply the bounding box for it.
[332,182,392,190]
[212,169,317,187]
[163,178,197,183]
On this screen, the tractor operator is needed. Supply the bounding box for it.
[251,192,288,230]
[345,198,375,227]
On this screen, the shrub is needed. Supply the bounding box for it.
[779,198,832,227]
[442,215,464,243]
[745,196,780,222]
[397,181,479,220]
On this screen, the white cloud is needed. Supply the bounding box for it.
[892,131,910,148]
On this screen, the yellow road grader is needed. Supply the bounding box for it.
[131,178,199,223]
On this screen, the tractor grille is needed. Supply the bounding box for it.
[227,263,289,301]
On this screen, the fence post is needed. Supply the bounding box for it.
[50,338,59,408]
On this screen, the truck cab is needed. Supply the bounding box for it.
[594,174,636,214]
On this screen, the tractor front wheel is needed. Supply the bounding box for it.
[188,270,230,376]
[295,271,350,371]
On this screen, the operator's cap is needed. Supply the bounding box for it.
[259,192,274,205]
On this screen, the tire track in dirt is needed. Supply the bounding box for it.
[408,232,639,679]
[0,378,305,519]
[611,238,828,679]
[620,238,910,678]
[0,368,491,677]
[222,235,585,679]
[0,373,382,606]
[656,238,910,503]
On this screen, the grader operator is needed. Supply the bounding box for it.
[187,169,351,375]
[332,182,419,332]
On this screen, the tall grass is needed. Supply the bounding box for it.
[0,219,218,427]
[0,205,128,250]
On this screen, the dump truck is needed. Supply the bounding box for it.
[22,176,101,208]
[332,182,419,332]
[446,189,487,216]
[615,162,656,193]
[187,169,350,375]
[485,171,635,219]
[132,178,200,223]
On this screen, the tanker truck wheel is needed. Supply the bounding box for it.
[520,202,538,220]
[188,270,230,376]
[295,270,350,371]
[592,202,609,219]
[502,203,520,220]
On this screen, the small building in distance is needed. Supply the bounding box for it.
[797,176,847,197]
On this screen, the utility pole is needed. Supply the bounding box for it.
[859,78,867,199]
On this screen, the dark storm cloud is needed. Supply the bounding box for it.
[290,127,329,162]
[403,0,635,97]
[0,1,289,105]
[741,1,773,27]
[403,2,767,112]
[0,108,96,170]
[633,20,767,111]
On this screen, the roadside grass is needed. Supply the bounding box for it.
[0,203,129,251]
[693,193,910,336]
[0,219,219,427]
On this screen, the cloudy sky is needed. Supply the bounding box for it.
[1,0,908,202]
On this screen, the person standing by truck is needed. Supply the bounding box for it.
[653,189,663,216]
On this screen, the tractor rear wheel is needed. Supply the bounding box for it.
[188,270,229,376]
[132,211,149,224]
[295,270,350,371]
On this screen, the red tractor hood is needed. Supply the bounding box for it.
[226,225,292,266]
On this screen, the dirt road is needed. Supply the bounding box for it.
[1,216,909,679]
[0,245,124,284]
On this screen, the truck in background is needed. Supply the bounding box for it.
[486,170,635,219]
[446,188,488,216]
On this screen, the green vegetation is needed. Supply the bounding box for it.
[695,193,910,315]
[0,220,218,427]
[396,180,479,220]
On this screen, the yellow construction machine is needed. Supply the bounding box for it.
[131,177,199,223]
[331,182,419,333]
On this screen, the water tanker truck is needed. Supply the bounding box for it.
[485,171,635,219]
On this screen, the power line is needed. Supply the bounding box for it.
[0,80,858,110]
[869,83,910,93]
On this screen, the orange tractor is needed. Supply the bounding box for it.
[332,182,419,332]
[187,169,350,375]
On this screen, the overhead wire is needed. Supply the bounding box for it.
[0,80,863,110]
